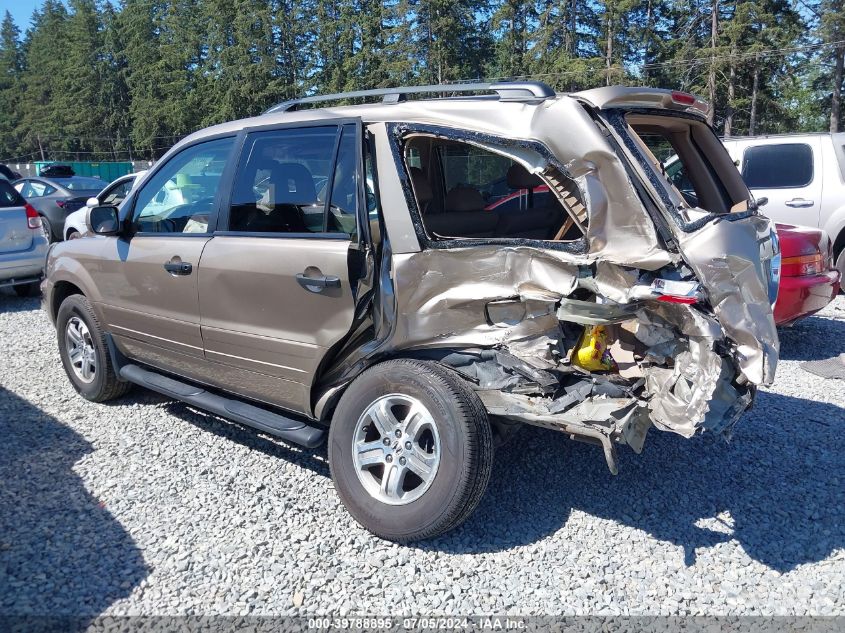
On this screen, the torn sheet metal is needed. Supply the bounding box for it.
[677,214,780,386]
[389,245,579,363]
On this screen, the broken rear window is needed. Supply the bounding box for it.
[403,135,587,242]
[623,112,753,221]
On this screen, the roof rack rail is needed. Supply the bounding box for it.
[263,81,556,114]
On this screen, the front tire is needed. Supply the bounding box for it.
[66,229,81,240]
[329,359,493,542]
[57,294,132,402]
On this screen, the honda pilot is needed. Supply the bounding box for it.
[43,83,780,541]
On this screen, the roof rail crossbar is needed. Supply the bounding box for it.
[263,81,555,114]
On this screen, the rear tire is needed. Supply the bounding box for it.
[329,359,493,542]
[57,294,132,402]
[40,216,54,243]
[13,282,39,297]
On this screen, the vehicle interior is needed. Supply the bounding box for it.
[229,125,358,235]
[403,135,587,241]
[625,114,752,216]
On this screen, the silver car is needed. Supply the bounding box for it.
[0,178,49,296]
[13,175,106,242]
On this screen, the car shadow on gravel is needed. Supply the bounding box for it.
[425,390,844,573]
[0,290,41,314]
[162,401,330,477]
[778,312,845,361]
[0,386,148,618]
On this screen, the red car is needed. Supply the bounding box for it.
[484,185,840,326]
[774,223,840,326]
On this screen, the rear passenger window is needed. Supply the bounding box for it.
[742,144,813,188]
[228,124,358,236]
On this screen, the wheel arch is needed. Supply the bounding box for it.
[50,280,85,323]
[313,349,477,423]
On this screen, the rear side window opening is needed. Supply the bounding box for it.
[742,144,813,189]
[620,111,754,224]
[402,134,587,243]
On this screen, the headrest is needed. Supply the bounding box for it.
[275,162,317,203]
[409,166,433,205]
[506,163,542,190]
[445,185,485,212]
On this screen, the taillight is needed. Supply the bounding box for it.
[656,294,698,304]
[781,252,825,276]
[56,200,66,208]
[24,203,42,230]
[671,91,696,106]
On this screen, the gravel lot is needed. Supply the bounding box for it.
[1,289,843,617]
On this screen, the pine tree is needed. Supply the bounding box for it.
[19,0,71,160]
[820,0,845,131]
[492,0,532,78]
[0,11,23,161]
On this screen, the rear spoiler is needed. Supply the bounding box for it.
[573,87,709,117]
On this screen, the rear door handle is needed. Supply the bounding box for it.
[296,272,341,291]
[163,261,193,275]
[785,198,814,208]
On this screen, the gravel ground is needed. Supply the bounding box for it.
[1,289,843,617]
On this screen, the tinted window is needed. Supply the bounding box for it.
[132,137,234,234]
[54,176,105,191]
[0,180,26,207]
[327,125,359,234]
[742,144,813,188]
[24,181,48,197]
[228,124,358,236]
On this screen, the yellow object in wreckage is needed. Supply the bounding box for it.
[572,325,618,372]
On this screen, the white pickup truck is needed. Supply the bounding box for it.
[720,133,845,279]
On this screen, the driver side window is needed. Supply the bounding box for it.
[132,137,234,234]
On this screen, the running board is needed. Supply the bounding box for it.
[119,364,325,448]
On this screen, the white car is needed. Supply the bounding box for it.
[62,171,146,240]
[720,134,845,280]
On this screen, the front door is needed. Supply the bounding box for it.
[92,136,236,370]
[197,122,363,413]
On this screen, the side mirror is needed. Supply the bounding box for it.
[86,196,99,208]
[88,206,120,235]
[755,196,769,208]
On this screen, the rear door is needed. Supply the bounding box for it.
[197,121,363,413]
[91,136,236,369]
[738,138,823,227]
[0,181,32,254]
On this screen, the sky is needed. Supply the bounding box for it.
[1,0,50,33]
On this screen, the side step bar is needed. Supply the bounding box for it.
[119,364,325,448]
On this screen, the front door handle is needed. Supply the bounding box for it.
[163,261,193,275]
[296,272,341,291]
[785,198,814,208]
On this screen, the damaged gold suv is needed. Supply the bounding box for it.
[43,82,780,541]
